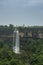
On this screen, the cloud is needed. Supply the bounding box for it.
[21,0,43,7]
[0,0,43,8]
[0,0,43,11]
[0,0,8,8]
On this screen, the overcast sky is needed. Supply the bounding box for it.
[0,0,43,26]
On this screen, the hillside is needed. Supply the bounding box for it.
[0,38,43,65]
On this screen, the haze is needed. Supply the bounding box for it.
[0,0,43,26]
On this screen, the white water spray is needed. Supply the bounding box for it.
[13,29,20,54]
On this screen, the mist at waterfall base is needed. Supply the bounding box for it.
[13,29,20,54]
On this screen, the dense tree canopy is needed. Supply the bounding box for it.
[0,38,43,65]
[0,25,43,65]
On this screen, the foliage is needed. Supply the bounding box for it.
[0,24,43,65]
[0,39,43,65]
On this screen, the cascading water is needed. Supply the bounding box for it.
[13,29,20,54]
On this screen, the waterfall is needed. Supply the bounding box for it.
[13,29,20,54]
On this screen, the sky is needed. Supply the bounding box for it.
[0,0,43,26]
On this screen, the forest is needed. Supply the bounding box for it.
[0,24,43,44]
[0,24,43,65]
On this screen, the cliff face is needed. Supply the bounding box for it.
[38,32,43,38]
[0,26,43,43]
[19,31,43,38]
[0,32,43,38]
